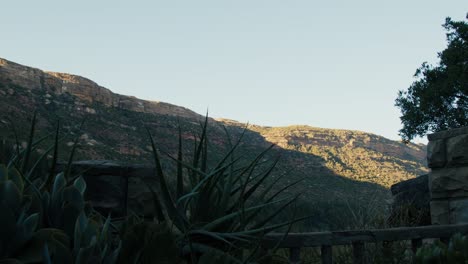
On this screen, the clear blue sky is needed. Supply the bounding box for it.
[1,1,466,142]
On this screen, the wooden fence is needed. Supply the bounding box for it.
[262,223,468,264]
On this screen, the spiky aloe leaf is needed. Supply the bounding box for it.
[192,114,209,171]
[146,127,188,231]
[264,177,304,203]
[218,126,248,213]
[229,145,275,199]
[26,143,55,181]
[145,184,165,223]
[64,137,79,181]
[176,191,199,206]
[242,177,304,227]
[202,197,292,231]
[228,216,310,237]
[26,121,67,183]
[241,156,280,202]
[186,229,237,248]
[64,117,86,181]
[21,111,37,174]
[177,124,184,199]
[201,126,208,173]
[7,132,54,170]
[47,121,60,189]
[251,195,300,230]
[99,215,111,245]
[257,174,285,200]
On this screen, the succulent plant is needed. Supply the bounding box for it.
[0,164,70,263]
[141,116,304,263]
[0,113,121,263]
[416,233,468,264]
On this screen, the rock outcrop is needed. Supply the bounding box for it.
[0,58,201,119]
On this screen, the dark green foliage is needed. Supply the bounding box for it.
[118,221,179,264]
[0,114,120,263]
[416,233,468,263]
[144,117,304,263]
[396,15,468,141]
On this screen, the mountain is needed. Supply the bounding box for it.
[219,120,427,188]
[0,57,428,230]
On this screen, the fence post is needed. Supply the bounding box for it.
[411,238,422,254]
[353,242,365,264]
[321,245,332,264]
[440,237,450,245]
[411,238,423,262]
[123,166,129,217]
[289,247,301,264]
[382,241,393,264]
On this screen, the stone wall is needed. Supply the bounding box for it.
[58,160,158,217]
[427,126,468,224]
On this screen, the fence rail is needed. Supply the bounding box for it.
[61,162,468,263]
[263,223,468,264]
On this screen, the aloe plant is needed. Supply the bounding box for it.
[416,233,468,264]
[0,113,121,263]
[142,116,304,263]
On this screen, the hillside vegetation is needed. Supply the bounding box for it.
[0,57,429,230]
[246,124,427,188]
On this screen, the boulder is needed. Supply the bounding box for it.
[389,174,431,226]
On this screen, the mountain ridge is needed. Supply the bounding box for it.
[0,57,429,229]
[0,58,202,120]
[0,57,428,188]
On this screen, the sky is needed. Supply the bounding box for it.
[1,1,466,143]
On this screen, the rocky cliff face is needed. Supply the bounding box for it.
[0,58,201,119]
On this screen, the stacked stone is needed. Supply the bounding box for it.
[428,126,468,224]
